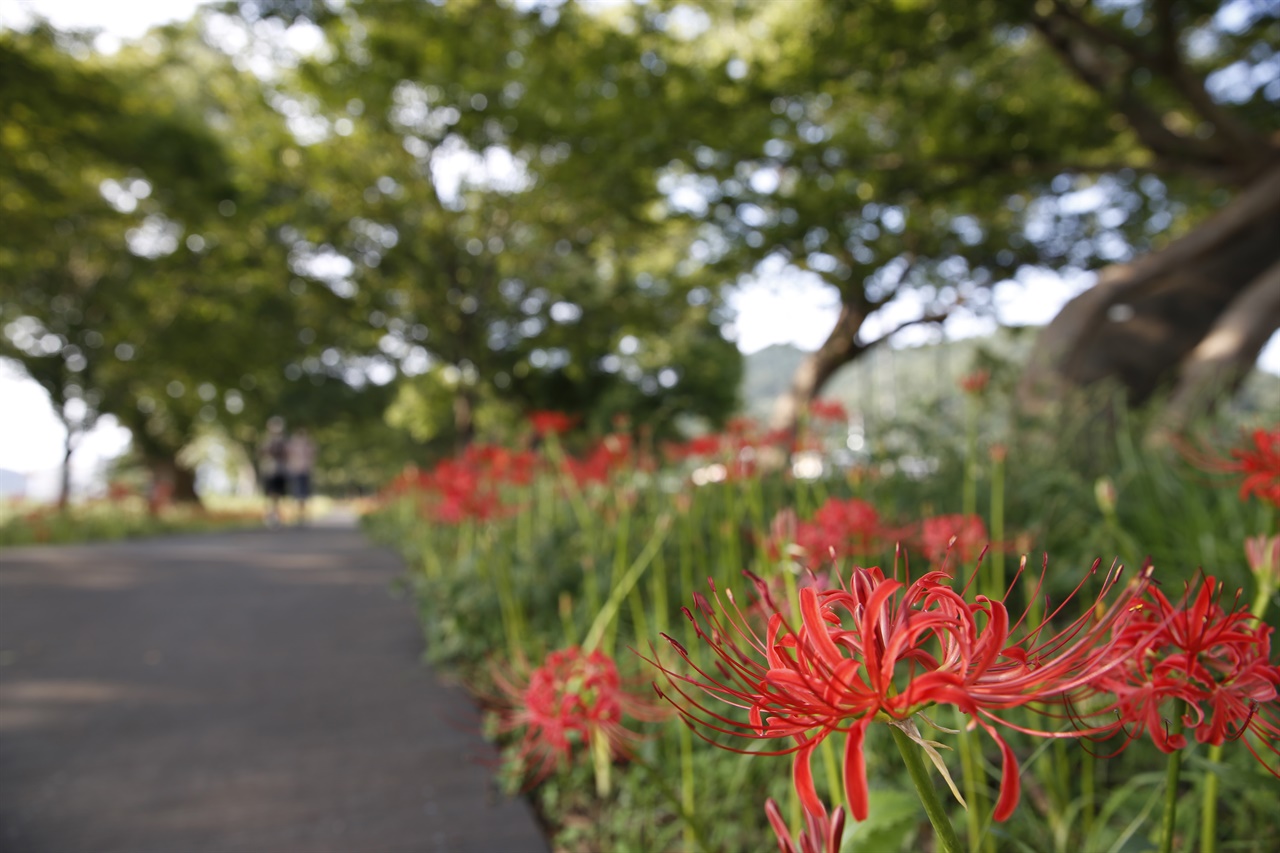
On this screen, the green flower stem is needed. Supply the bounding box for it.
[650,547,670,639]
[962,397,977,520]
[492,548,525,660]
[955,716,984,853]
[891,723,964,853]
[721,482,741,584]
[1083,748,1096,844]
[581,515,671,654]
[678,724,701,853]
[820,735,843,808]
[1250,574,1272,624]
[1160,701,1187,853]
[678,507,700,669]
[1199,743,1222,853]
[602,495,632,656]
[989,449,1005,601]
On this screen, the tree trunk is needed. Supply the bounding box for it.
[453,388,476,449]
[172,464,199,503]
[147,455,201,514]
[1163,258,1280,429]
[58,429,74,511]
[1020,165,1280,414]
[769,301,868,432]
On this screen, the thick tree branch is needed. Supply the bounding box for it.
[1163,256,1280,428]
[1020,164,1280,404]
[1149,0,1271,163]
[1029,9,1233,173]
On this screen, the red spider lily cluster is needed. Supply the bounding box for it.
[1180,425,1280,508]
[663,417,796,479]
[768,497,984,572]
[958,369,991,395]
[381,445,540,523]
[807,399,849,425]
[652,552,1280,828]
[492,646,658,784]
[1082,575,1280,766]
[918,513,988,565]
[528,410,578,436]
[1226,427,1280,507]
[790,498,886,569]
[650,555,1201,825]
[562,433,635,486]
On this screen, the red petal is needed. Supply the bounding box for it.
[988,726,1021,822]
[843,722,869,821]
[800,589,843,666]
[793,742,826,819]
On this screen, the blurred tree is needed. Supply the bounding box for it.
[1013,1,1279,426]
[247,0,1276,435]
[0,25,232,505]
[240,0,743,446]
[0,20,396,501]
[661,0,1278,428]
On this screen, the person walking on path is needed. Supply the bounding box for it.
[259,416,288,526]
[286,426,317,525]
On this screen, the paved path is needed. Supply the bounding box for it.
[0,527,547,853]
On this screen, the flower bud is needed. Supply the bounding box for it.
[1094,477,1117,516]
[1245,534,1279,583]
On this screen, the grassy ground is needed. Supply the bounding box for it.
[0,495,363,547]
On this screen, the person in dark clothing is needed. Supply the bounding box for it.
[259,416,288,526]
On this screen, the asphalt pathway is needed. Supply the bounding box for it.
[0,525,547,853]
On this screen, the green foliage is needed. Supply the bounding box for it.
[365,379,1277,851]
[0,498,262,547]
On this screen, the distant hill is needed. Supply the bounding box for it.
[741,331,1279,424]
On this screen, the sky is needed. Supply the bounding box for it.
[2,0,1277,496]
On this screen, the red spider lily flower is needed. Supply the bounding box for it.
[1082,575,1280,769]
[662,434,722,462]
[919,514,988,565]
[381,464,431,499]
[793,498,886,568]
[528,410,577,436]
[1228,427,1280,507]
[492,647,660,785]
[1180,426,1280,508]
[564,434,633,486]
[765,797,846,853]
[808,399,849,424]
[959,369,991,395]
[418,457,505,523]
[649,555,1153,824]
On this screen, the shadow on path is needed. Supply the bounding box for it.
[0,526,546,853]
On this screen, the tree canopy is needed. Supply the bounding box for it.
[2,0,1275,500]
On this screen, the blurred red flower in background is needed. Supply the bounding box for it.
[808,399,848,424]
[493,646,657,784]
[792,497,885,568]
[1227,427,1280,507]
[529,410,577,435]
[919,513,988,565]
[959,369,991,395]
